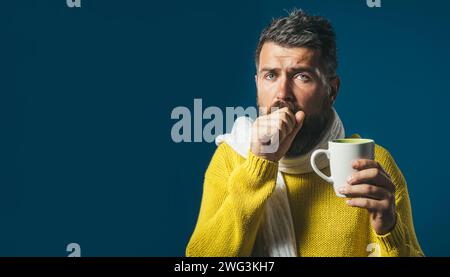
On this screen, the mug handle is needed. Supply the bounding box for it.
[310,149,333,183]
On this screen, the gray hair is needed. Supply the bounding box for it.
[255,9,338,81]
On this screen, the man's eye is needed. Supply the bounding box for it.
[264,73,276,80]
[295,73,311,82]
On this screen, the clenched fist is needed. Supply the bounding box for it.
[250,107,305,162]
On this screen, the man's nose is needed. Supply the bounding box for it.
[275,75,294,102]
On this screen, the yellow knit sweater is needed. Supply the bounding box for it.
[186,137,424,257]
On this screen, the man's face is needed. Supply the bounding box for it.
[256,42,339,157]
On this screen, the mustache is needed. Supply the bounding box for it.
[270,100,301,113]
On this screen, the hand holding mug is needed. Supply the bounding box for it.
[341,159,397,236]
[310,139,396,235]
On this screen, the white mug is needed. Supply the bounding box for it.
[310,138,375,197]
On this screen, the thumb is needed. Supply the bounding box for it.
[292,111,305,135]
[285,111,305,141]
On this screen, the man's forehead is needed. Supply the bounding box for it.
[259,42,321,69]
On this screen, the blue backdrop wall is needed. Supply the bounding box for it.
[1,0,449,256]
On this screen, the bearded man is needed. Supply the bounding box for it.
[186,9,423,257]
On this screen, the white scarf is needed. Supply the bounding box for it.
[215,108,345,257]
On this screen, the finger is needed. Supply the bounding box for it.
[346,197,389,212]
[255,128,272,145]
[284,110,296,128]
[271,108,296,131]
[353,159,389,177]
[253,118,273,144]
[347,168,395,193]
[265,109,292,134]
[271,106,290,115]
[257,118,291,144]
[255,121,282,144]
[257,117,284,134]
[272,101,296,113]
[340,184,391,200]
[285,111,305,141]
[277,107,296,127]
[278,111,296,136]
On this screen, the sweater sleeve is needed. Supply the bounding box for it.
[371,146,425,257]
[185,143,278,257]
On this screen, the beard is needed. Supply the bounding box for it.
[286,107,332,157]
[264,99,333,158]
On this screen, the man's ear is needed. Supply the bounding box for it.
[329,76,340,104]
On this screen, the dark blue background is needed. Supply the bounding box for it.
[1,0,449,256]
